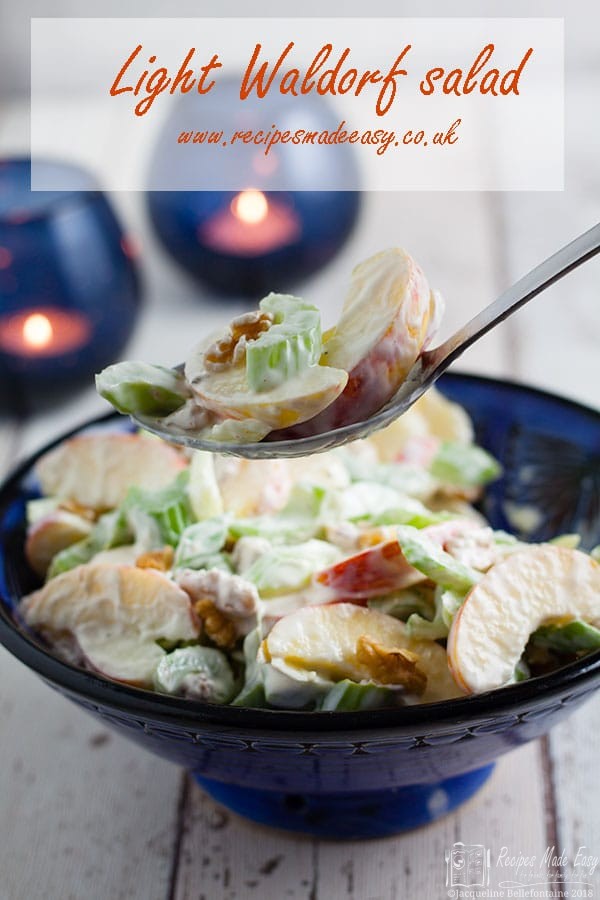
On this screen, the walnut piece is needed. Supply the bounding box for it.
[204,311,274,372]
[176,569,259,639]
[194,597,237,649]
[357,527,396,549]
[136,546,175,572]
[176,568,259,621]
[355,635,427,695]
[59,499,97,522]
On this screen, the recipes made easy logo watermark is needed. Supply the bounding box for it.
[445,842,597,898]
[446,843,491,889]
[30,17,564,192]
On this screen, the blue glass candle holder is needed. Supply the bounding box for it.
[0,159,141,410]
[146,81,361,297]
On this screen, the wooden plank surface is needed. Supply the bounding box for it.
[550,704,600,892]
[174,742,550,900]
[0,659,182,900]
[497,71,600,896]
[0,421,184,900]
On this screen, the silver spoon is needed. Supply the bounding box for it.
[136,222,600,459]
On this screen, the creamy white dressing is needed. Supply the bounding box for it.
[232,536,272,573]
[28,372,592,708]
[503,502,543,534]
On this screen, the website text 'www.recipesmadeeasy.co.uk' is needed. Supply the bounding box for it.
[175,117,462,157]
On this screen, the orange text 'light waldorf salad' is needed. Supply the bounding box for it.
[109,41,534,117]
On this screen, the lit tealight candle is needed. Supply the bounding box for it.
[231,189,269,225]
[23,313,54,350]
[0,307,91,358]
[199,189,301,257]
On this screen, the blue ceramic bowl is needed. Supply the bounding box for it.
[1,373,599,839]
[0,158,142,402]
[145,80,362,297]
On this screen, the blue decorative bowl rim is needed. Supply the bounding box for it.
[1,371,600,737]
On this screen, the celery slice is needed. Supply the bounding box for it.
[406,587,465,640]
[244,540,341,597]
[46,510,130,579]
[187,451,223,520]
[530,620,600,654]
[549,534,582,549]
[154,646,235,703]
[368,585,436,621]
[318,680,401,711]
[121,471,194,547]
[229,484,327,545]
[174,518,230,570]
[429,441,502,488]
[396,525,481,593]
[96,362,190,416]
[245,293,322,393]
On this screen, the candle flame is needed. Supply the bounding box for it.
[22,313,54,350]
[231,190,268,225]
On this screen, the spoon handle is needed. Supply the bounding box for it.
[424,221,600,372]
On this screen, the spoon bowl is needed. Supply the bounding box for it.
[132,223,600,458]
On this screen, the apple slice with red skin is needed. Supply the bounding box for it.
[269,248,437,439]
[264,603,463,702]
[447,546,600,694]
[315,519,486,601]
[315,539,425,600]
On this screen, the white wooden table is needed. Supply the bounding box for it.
[0,83,599,899]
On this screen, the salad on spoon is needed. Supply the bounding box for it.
[97,248,443,455]
[97,223,600,458]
